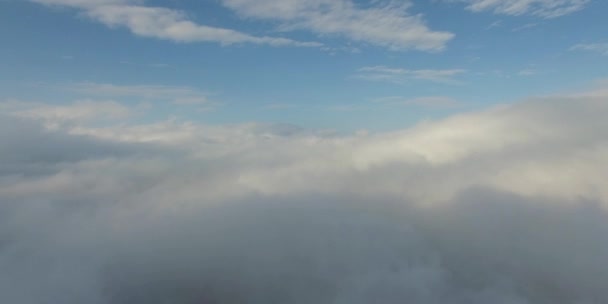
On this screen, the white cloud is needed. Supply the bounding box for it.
[485,20,502,29]
[511,22,539,32]
[459,0,589,18]
[1,83,608,303]
[65,82,213,106]
[263,103,299,110]
[221,0,454,51]
[0,99,131,127]
[33,0,137,6]
[30,0,322,47]
[357,66,466,84]
[34,0,454,51]
[570,43,608,55]
[373,96,462,108]
[518,68,538,76]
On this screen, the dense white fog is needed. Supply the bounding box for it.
[1,88,608,303]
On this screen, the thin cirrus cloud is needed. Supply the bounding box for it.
[373,96,462,108]
[65,82,213,106]
[0,99,132,125]
[570,43,608,55]
[31,0,455,52]
[459,0,590,18]
[1,83,608,303]
[356,66,467,84]
[220,0,454,51]
[518,68,538,76]
[30,0,323,48]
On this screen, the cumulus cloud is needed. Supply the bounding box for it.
[457,0,589,18]
[1,85,608,303]
[30,0,322,47]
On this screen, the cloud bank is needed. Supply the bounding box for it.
[1,85,608,303]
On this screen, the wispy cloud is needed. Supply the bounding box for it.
[457,0,589,18]
[326,104,368,112]
[518,68,538,76]
[119,61,174,69]
[373,96,462,108]
[220,0,454,51]
[570,43,608,56]
[263,103,299,110]
[0,99,132,127]
[31,0,322,48]
[65,82,214,106]
[147,63,172,68]
[33,0,455,51]
[486,20,503,30]
[356,66,466,84]
[511,23,539,32]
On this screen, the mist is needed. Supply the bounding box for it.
[1,91,608,304]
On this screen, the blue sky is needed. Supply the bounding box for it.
[1,0,607,131]
[3,2,608,302]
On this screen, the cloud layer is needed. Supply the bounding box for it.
[1,85,608,303]
[31,0,453,51]
[31,0,322,47]
[221,0,453,51]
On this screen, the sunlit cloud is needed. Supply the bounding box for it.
[457,0,589,18]
[30,0,322,48]
[221,0,454,51]
[1,83,608,303]
[31,0,457,51]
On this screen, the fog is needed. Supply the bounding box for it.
[1,91,608,303]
